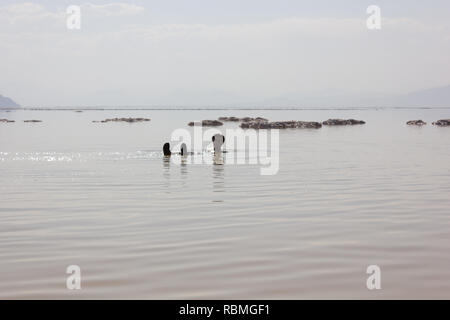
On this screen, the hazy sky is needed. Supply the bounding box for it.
[1,0,450,106]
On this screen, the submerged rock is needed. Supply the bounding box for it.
[432,119,450,126]
[93,117,151,123]
[241,117,268,123]
[0,118,14,123]
[188,120,223,126]
[322,119,365,125]
[407,120,427,126]
[240,120,322,129]
[23,120,42,123]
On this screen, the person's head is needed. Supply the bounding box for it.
[180,143,187,156]
[212,134,225,153]
[163,143,171,156]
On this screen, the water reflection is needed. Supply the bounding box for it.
[162,156,171,190]
[180,157,188,183]
[212,152,225,202]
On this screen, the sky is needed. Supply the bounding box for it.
[1,0,450,107]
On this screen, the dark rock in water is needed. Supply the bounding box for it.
[432,119,450,126]
[296,121,323,128]
[406,120,427,125]
[75,110,83,113]
[0,118,15,123]
[93,117,151,123]
[23,120,42,123]
[218,116,240,122]
[188,120,223,126]
[240,120,322,129]
[241,117,268,123]
[254,117,268,122]
[322,119,365,125]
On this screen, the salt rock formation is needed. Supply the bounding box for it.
[240,120,322,129]
[322,119,365,125]
[188,120,223,126]
[432,119,450,126]
[23,120,42,123]
[406,120,427,125]
[241,117,268,122]
[218,117,240,122]
[0,119,14,123]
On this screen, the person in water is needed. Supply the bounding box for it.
[212,134,225,153]
[163,143,171,156]
[164,138,223,156]
[180,143,187,156]
[164,142,192,156]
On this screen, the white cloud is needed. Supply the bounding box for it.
[83,3,145,16]
[0,2,144,26]
[1,2,43,15]
[0,2,63,27]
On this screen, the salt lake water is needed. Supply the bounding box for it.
[0,107,449,299]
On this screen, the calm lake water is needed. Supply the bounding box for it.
[1,108,450,299]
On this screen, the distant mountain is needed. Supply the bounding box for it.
[0,94,20,108]
[395,85,450,107]
[252,85,450,108]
